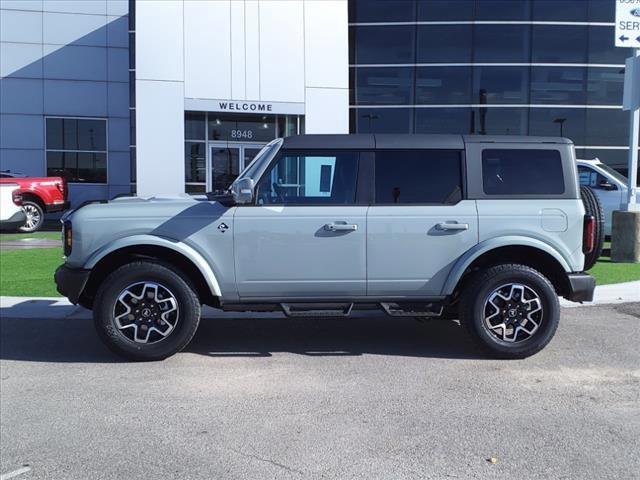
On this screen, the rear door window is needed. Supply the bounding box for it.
[482,149,564,195]
[374,150,463,204]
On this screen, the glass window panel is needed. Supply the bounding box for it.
[186,184,207,194]
[417,25,472,63]
[211,147,240,192]
[476,0,531,20]
[45,118,63,149]
[62,119,79,150]
[530,67,587,104]
[473,66,529,105]
[588,0,615,22]
[77,152,107,182]
[417,0,474,21]
[415,108,473,134]
[349,0,415,22]
[416,67,471,104]
[76,119,106,151]
[532,25,587,63]
[185,112,206,140]
[375,150,462,204]
[355,108,414,133]
[533,0,587,21]
[587,68,624,105]
[208,113,276,142]
[528,107,586,145]
[586,108,628,146]
[482,149,565,195]
[355,67,414,105]
[353,26,415,64]
[474,25,530,63]
[184,142,206,184]
[255,152,359,205]
[588,26,630,65]
[47,151,107,183]
[474,107,528,135]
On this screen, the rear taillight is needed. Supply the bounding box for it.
[63,221,72,256]
[583,215,595,254]
[56,179,67,200]
[12,192,23,206]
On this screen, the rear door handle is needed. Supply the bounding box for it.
[325,222,358,232]
[435,222,469,231]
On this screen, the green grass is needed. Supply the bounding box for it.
[0,232,60,241]
[0,243,637,297]
[0,247,63,297]
[589,250,640,285]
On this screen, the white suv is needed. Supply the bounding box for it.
[577,158,639,236]
[0,183,26,231]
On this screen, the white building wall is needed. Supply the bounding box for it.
[135,0,349,195]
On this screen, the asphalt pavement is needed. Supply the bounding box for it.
[1,304,639,480]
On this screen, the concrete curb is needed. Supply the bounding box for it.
[1,281,638,319]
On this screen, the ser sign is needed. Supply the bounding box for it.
[616,0,640,47]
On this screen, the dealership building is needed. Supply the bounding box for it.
[0,0,635,205]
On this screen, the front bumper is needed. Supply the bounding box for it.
[0,210,27,231]
[46,201,70,213]
[565,272,596,303]
[54,265,90,304]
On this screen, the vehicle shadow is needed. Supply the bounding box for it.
[0,313,484,363]
[188,315,483,360]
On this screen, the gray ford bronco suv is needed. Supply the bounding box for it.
[55,134,599,361]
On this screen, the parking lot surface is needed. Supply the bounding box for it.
[1,304,639,480]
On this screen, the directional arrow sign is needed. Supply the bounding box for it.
[616,0,640,47]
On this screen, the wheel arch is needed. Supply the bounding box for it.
[81,237,222,308]
[19,191,45,208]
[444,238,572,298]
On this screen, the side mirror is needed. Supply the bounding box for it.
[598,181,617,191]
[233,177,255,204]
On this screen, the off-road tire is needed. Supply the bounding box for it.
[93,261,201,361]
[580,185,604,270]
[459,264,560,359]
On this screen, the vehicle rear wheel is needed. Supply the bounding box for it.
[580,185,604,271]
[93,261,201,361]
[459,264,560,359]
[19,200,44,233]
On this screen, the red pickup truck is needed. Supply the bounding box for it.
[0,171,70,232]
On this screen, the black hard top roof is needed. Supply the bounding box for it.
[280,134,573,150]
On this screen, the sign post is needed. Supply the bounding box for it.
[612,0,640,262]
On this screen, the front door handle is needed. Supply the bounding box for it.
[325,222,358,232]
[435,222,469,231]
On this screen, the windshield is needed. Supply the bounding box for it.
[597,162,628,184]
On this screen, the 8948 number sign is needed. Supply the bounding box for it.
[231,130,254,139]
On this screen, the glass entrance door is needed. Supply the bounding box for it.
[208,143,266,192]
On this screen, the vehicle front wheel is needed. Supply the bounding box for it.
[93,261,201,361]
[19,200,44,233]
[459,264,560,359]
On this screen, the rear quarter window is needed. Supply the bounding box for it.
[482,149,564,195]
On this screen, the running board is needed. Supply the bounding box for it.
[280,303,354,318]
[380,302,444,318]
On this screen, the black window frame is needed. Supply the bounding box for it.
[372,149,466,206]
[251,149,365,206]
[45,116,108,184]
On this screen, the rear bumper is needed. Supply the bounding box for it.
[0,210,26,231]
[46,201,70,213]
[565,272,596,303]
[54,264,90,304]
